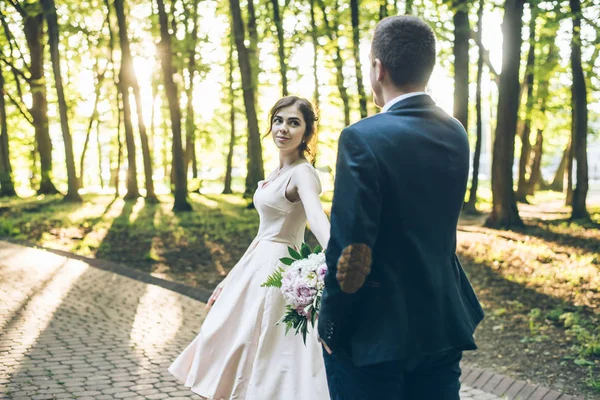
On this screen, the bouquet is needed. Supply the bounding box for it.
[261,243,327,344]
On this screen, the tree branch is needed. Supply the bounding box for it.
[6,0,26,17]
[0,9,30,71]
[470,28,500,85]
[0,56,30,84]
[4,90,34,126]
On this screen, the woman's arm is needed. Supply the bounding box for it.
[291,164,331,249]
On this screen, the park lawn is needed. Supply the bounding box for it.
[0,191,598,397]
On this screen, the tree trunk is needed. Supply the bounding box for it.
[223,36,236,195]
[566,141,574,205]
[192,142,198,179]
[162,116,169,182]
[114,0,140,200]
[118,13,156,202]
[351,0,367,118]
[309,0,320,166]
[230,0,265,199]
[525,128,543,195]
[406,0,413,14]
[485,0,524,228]
[309,0,320,111]
[104,0,120,195]
[464,0,484,214]
[526,26,558,196]
[318,0,351,127]
[271,0,288,96]
[247,0,260,104]
[379,0,388,20]
[184,0,200,187]
[452,0,469,131]
[112,0,155,201]
[0,66,17,197]
[113,91,123,196]
[550,142,569,191]
[515,5,537,203]
[132,82,157,202]
[156,0,191,211]
[79,67,104,189]
[41,0,81,202]
[23,8,59,195]
[569,0,589,219]
[96,116,104,188]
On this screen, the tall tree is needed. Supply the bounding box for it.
[550,142,569,191]
[156,0,191,211]
[485,0,524,228]
[184,0,201,183]
[0,66,16,197]
[223,35,236,195]
[16,1,59,194]
[270,0,288,96]
[309,0,320,111]
[350,0,367,118]
[230,0,264,198]
[103,0,122,196]
[452,0,469,131]
[565,141,574,205]
[114,0,140,200]
[247,0,260,103]
[79,64,104,189]
[569,0,589,219]
[526,21,560,196]
[115,0,156,202]
[464,0,484,214]
[41,0,81,202]
[96,112,104,188]
[515,4,538,203]
[317,0,351,127]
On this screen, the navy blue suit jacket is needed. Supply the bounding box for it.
[318,94,484,367]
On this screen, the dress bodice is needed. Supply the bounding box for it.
[253,159,320,246]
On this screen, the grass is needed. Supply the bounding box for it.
[0,190,598,396]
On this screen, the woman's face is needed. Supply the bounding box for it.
[271,105,306,155]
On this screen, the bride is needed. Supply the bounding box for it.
[168,96,331,400]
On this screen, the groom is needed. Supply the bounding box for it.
[318,16,484,400]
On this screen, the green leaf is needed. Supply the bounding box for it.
[574,359,595,366]
[301,321,308,344]
[313,245,323,254]
[280,257,295,266]
[300,243,311,258]
[261,267,284,288]
[288,247,302,260]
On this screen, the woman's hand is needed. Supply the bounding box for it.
[206,283,225,310]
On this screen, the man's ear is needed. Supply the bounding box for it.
[374,58,384,82]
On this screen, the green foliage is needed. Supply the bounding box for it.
[300,242,311,258]
[0,220,20,237]
[261,267,284,288]
[287,246,302,260]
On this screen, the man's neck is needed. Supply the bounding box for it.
[380,85,425,106]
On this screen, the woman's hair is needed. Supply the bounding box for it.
[266,96,319,162]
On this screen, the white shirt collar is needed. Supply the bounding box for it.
[381,92,429,112]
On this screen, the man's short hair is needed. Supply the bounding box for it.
[372,16,436,88]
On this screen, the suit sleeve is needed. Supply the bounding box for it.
[318,127,382,350]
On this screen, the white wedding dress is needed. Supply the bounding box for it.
[169,159,330,400]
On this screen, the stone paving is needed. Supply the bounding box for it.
[0,241,580,399]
